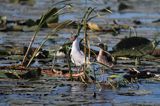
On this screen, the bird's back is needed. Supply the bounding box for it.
[97,49,114,67]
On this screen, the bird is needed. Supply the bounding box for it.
[70,35,86,66]
[97,43,114,68]
[70,35,95,82]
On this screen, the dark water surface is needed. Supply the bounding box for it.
[0,0,160,106]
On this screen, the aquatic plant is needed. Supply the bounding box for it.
[22,2,73,67]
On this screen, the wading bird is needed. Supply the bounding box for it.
[70,35,96,83]
[97,43,114,68]
[70,35,86,67]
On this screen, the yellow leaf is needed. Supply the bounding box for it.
[87,22,103,31]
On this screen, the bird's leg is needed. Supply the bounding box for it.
[100,67,105,82]
[71,58,80,73]
[75,65,79,73]
[79,65,84,73]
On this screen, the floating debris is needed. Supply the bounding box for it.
[99,7,112,12]
[87,22,104,32]
[118,89,152,96]
[123,68,156,81]
[118,2,133,11]
[23,46,49,59]
[113,36,152,51]
[133,20,142,25]
[4,68,41,79]
[152,19,160,23]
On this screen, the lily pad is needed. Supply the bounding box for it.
[112,36,154,57]
[114,36,152,51]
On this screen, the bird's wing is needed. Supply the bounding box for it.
[80,50,85,55]
[70,50,86,66]
[104,51,114,62]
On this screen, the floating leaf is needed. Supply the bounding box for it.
[113,36,152,51]
[23,19,37,27]
[118,2,133,11]
[87,22,103,31]
[5,71,20,79]
[109,74,122,79]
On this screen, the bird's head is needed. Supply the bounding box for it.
[98,43,108,50]
[70,35,78,42]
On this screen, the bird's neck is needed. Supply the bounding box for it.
[98,49,104,56]
[72,38,81,51]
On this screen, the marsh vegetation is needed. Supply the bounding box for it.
[0,0,160,105]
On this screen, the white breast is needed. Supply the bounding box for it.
[70,38,85,66]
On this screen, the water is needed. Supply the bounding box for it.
[0,0,160,105]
